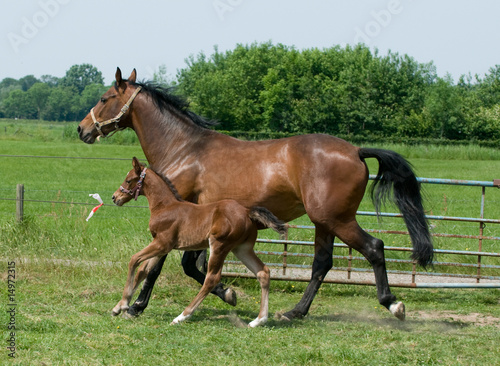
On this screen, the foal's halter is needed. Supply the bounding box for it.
[120,168,147,200]
[90,86,142,137]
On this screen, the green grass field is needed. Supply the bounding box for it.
[1,120,499,365]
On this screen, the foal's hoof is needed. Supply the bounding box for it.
[112,303,129,317]
[224,288,237,307]
[389,302,406,321]
[248,316,268,328]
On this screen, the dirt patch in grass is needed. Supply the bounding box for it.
[412,311,500,328]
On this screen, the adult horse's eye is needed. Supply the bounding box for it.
[100,97,107,103]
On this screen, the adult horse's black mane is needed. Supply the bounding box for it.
[129,80,218,129]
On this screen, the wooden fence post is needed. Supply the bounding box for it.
[16,184,24,222]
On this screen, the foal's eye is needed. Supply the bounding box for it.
[126,180,131,184]
[100,97,106,103]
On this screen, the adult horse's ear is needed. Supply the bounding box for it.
[115,67,123,84]
[128,69,137,83]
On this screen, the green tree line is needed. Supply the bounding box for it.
[2,43,500,141]
[0,64,107,121]
[178,43,500,141]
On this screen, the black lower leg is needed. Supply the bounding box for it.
[127,255,167,317]
[363,237,397,309]
[283,230,334,320]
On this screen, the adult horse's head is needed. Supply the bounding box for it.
[78,68,141,144]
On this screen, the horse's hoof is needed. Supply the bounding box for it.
[277,309,303,321]
[126,307,142,318]
[248,316,268,328]
[224,288,237,307]
[121,311,135,320]
[170,313,190,325]
[389,302,405,321]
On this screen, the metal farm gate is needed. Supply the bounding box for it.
[222,177,500,288]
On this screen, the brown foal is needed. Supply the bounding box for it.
[111,157,287,327]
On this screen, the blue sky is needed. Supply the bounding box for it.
[2,0,499,83]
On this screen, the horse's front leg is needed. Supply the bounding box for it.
[113,240,166,316]
[281,226,334,321]
[127,254,167,317]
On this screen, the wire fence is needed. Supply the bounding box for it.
[1,154,500,288]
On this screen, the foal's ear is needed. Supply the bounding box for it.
[128,69,137,83]
[132,157,142,173]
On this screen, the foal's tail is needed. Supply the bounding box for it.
[359,148,434,268]
[249,207,288,238]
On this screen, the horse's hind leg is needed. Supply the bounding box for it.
[231,241,270,327]
[281,225,334,321]
[182,250,237,306]
[127,254,167,317]
[171,243,230,325]
[335,221,405,320]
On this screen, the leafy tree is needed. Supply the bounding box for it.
[18,75,39,91]
[2,89,36,119]
[476,65,500,107]
[39,74,59,86]
[43,86,79,121]
[60,64,103,94]
[28,83,51,119]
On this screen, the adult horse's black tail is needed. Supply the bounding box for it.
[359,148,434,268]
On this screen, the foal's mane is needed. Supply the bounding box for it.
[131,81,217,129]
[150,167,184,202]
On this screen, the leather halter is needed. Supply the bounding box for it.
[120,168,147,200]
[90,86,142,137]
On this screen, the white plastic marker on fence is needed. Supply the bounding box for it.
[86,193,103,221]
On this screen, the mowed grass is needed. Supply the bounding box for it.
[1,123,499,365]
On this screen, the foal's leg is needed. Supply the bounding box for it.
[231,241,271,328]
[171,242,230,325]
[334,220,404,320]
[127,254,167,317]
[182,250,237,306]
[127,251,237,318]
[112,240,167,316]
[282,225,334,321]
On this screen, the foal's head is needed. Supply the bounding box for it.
[112,157,147,206]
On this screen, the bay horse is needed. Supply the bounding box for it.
[78,68,433,321]
[112,157,286,326]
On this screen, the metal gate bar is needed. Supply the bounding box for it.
[222,177,500,288]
